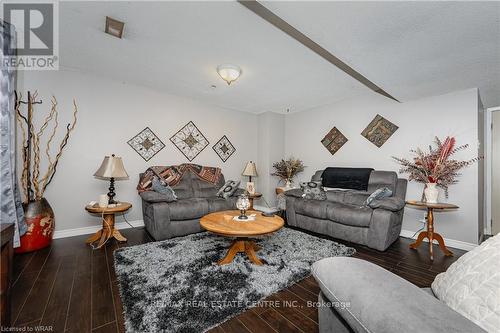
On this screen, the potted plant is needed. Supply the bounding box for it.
[271,157,305,189]
[393,136,478,203]
[15,91,78,253]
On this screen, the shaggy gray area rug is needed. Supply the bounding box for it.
[114,227,355,333]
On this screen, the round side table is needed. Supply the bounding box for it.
[85,202,132,249]
[246,193,262,210]
[405,200,458,260]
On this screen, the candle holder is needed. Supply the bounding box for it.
[236,194,250,220]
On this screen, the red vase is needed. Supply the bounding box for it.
[15,198,55,253]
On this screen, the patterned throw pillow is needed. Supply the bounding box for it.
[300,181,327,200]
[217,180,241,199]
[364,187,392,207]
[151,177,177,202]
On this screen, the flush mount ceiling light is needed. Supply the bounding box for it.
[105,16,124,39]
[216,65,242,85]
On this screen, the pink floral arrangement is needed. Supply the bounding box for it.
[392,136,479,197]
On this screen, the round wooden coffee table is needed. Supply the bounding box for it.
[200,210,284,265]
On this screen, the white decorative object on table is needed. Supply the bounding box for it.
[98,194,108,208]
[424,183,439,203]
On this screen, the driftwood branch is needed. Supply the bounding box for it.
[41,98,78,195]
[16,91,78,202]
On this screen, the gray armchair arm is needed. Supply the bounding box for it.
[368,196,405,211]
[139,191,176,203]
[312,257,485,333]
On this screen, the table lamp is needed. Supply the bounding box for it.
[242,161,258,194]
[94,154,129,204]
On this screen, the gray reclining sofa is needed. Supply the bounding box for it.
[312,257,485,333]
[285,169,407,251]
[139,169,241,240]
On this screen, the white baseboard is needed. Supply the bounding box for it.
[400,229,477,251]
[52,220,477,252]
[53,219,145,239]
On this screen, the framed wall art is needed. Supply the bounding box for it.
[127,127,165,161]
[170,121,209,161]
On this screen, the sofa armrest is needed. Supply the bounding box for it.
[139,191,175,203]
[312,257,485,333]
[284,188,303,198]
[368,197,405,211]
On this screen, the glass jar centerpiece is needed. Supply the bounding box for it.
[236,194,251,220]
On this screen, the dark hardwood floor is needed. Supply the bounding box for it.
[10,227,465,333]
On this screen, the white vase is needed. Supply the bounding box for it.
[424,183,439,203]
[284,179,293,189]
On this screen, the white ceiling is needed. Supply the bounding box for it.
[59,1,500,113]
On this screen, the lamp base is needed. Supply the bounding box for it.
[108,177,116,204]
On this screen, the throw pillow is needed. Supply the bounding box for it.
[217,180,240,199]
[431,233,500,332]
[364,187,392,207]
[300,181,327,200]
[151,177,177,202]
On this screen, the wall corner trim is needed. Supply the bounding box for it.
[400,229,477,252]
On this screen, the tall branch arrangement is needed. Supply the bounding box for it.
[392,136,478,198]
[271,157,305,184]
[15,91,78,202]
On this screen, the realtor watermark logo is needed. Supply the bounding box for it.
[2,0,59,70]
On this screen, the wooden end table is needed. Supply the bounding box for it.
[85,202,132,249]
[246,192,262,210]
[200,210,284,265]
[406,200,458,260]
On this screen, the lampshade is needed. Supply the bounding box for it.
[242,161,258,177]
[94,155,129,180]
[216,64,241,85]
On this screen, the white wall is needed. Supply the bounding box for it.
[18,69,259,231]
[17,68,483,245]
[285,89,481,244]
[256,112,285,207]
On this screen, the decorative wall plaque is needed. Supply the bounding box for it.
[213,135,236,162]
[321,127,348,155]
[170,121,209,161]
[361,114,399,147]
[127,127,165,161]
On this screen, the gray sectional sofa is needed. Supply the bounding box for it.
[285,170,407,251]
[312,257,485,333]
[140,170,242,240]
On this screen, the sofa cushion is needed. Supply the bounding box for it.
[171,174,194,199]
[168,198,209,220]
[367,171,398,193]
[206,197,236,212]
[294,199,329,219]
[324,190,346,203]
[343,191,371,206]
[193,174,226,198]
[326,202,373,227]
[431,233,500,332]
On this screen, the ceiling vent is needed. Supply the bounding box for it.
[105,16,124,39]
